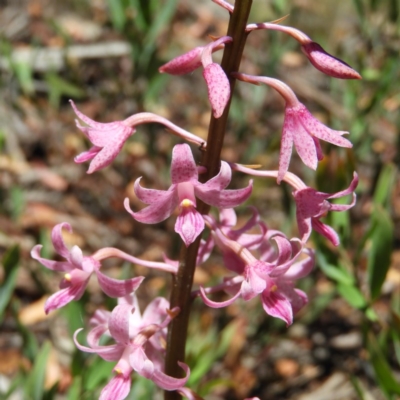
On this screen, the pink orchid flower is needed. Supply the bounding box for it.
[293,172,358,246]
[74,296,189,399]
[199,215,304,317]
[233,73,353,182]
[124,143,253,247]
[70,101,205,174]
[199,228,314,325]
[31,223,177,314]
[246,23,361,80]
[160,37,232,118]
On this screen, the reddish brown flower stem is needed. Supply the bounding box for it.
[164,1,253,399]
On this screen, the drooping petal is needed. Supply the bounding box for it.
[175,206,205,246]
[311,218,340,246]
[195,180,253,208]
[292,116,319,170]
[278,110,294,183]
[124,190,178,224]
[70,101,133,146]
[200,285,241,308]
[297,104,352,148]
[328,172,359,201]
[142,297,170,326]
[73,328,124,361]
[202,63,230,118]
[301,42,362,80]
[31,245,72,272]
[199,161,232,191]
[99,373,131,400]
[282,248,315,280]
[51,222,73,258]
[44,281,88,314]
[170,144,198,184]
[261,288,294,326]
[133,177,174,205]
[74,147,100,163]
[96,271,144,298]
[151,361,190,391]
[109,304,133,345]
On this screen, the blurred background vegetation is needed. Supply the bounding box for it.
[0,0,399,399]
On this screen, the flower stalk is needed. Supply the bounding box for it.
[164,1,253,399]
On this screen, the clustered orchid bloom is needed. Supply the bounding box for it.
[197,212,311,326]
[74,295,190,400]
[31,222,177,314]
[31,1,362,398]
[124,143,253,247]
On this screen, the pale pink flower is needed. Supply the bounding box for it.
[74,296,189,399]
[233,73,353,182]
[31,223,178,313]
[71,101,205,173]
[124,144,253,247]
[159,37,232,118]
[246,23,361,79]
[199,214,308,325]
[70,101,135,174]
[293,172,358,246]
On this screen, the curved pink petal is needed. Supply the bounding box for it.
[44,281,88,314]
[51,222,73,258]
[87,324,110,348]
[292,115,318,170]
[199,285,241,308]
[86,137,127,174]
[142,297,170,326]
[261,289,294,326]
[203,63,230,118]
[328,172,359,200]
[109,304,133,345]
[152,361,190,391]
[124,190,178,224]
[281,248,315,280]
[133,177,173,205]
[73,329,124,361]
[195,180,253,208]
[96,271,144,298]
[200,161,232,191]
[99,374,131,400]
[31,245,72,272]
[159,47,204,75]
[278,110,294,183]
[297,104,352,148]
[74,146,100,163]
[175,207,205,246]
[171,144,198,184]
[301,42,362,80]
[311,218,340,246]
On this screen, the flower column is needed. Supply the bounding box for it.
[164,1,253,399]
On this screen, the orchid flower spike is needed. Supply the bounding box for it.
[31,223,144,314]
[74,296,190,399]
[233,73,353,183]
[245,23,361,80]
[70,101,205,173]
[159,37,232,118]
[124,143,253,247]
[293,172,358,246]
